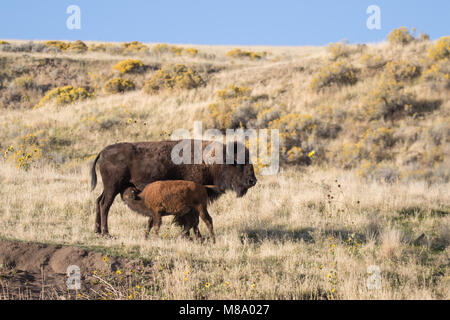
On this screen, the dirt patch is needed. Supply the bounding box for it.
[0,239,151,299]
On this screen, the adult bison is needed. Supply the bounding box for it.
[90,139,257,236]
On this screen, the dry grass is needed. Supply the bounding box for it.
[0,162,448,299]
[0,38,449,299]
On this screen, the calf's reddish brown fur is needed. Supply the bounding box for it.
[121,180,220,242]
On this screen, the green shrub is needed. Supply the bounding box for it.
[34,86,92,108]
[428,36,450,61]
[112,59,144,74]
[142,64,204,94]
[388,27,414,46]
[103,78,136,94]
[310,60,358,91]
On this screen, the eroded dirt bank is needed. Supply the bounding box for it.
[0,239,151,299]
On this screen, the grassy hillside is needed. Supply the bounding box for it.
[0,30,449,299]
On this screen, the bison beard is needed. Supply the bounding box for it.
[91,140,257,236]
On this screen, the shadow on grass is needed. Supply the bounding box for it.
[241,227,367,245]
[398,206,449,218]
[241,227,315,244]
[323,229,367,244]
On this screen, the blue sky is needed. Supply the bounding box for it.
[0,0,449,45]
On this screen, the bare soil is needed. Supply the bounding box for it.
[0,239,150,299]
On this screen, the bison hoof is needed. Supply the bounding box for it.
[99,233,115,239]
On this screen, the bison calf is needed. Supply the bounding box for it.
[121,180,220,243]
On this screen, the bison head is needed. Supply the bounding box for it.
[211,142,257,197]
[221,163,257,197]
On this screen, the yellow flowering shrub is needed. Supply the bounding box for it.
[44,40,87,52]
[0,40,9,45]
[153,43,170,53]
[113,59,144,74]
[384,60,420,82]
[249,135,278,174]
[88,43,114,52]
[419,32,430,42]
[121,41,148,53]
[44,40,70,50]
[208,85,253,129]
[183,48,199,56]
[3,133,45,170]
[142,64,204,94]
[387,27,414,46]
[103,78,136,94]
[328,42,352,61]
[34,86,92,108]
[362,127,396,161]
[360,53,385,70]
[337,127,396,169]
[67,40,88,53]
[152,44,199,56]
[427,36,450,61]
[14,75,34,89]
[169,46,184,56]
[361,79,416,120]
[309,60,358,91]
[226,49,266,60]
[268,113,319,164]
[358,160,400,183]
[421,60,450,88]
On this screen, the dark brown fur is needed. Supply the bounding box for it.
[91,140,257,236]
[121,181,221,242]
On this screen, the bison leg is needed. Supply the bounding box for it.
[152,210,162,239]
[94,192,104,234]
[100,190,118,236]
[198,205,215,243]
[192,215,202,241]
[97,162,128,236]
[145,216,154,239]
[180,214,197,240]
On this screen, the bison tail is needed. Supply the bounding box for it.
[90,152,101,191]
